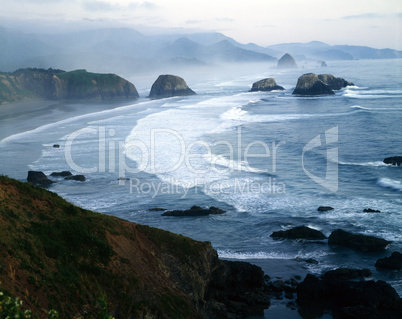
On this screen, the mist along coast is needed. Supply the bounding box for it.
[1,57,402,318]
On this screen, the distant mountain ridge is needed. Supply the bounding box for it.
[1,26,401,74]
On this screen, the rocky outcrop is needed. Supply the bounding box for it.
[148,74,196,99]
[0,68,139,104]
[249,78,284,92]
[318,74,354,90]
[328,229,391,252]
[277,53,297,69]
[27,171,54,186]
[270,226,326,240]
[317,206,334,212]
[297,271,402,319]
[384,156,402,166]
[376,252,402,270]
[65,175,86,182]
[364,208,381,213]
[321,61,328,67]
[50,171,73,177]
[162,205,225,217]
[292,73,334,95]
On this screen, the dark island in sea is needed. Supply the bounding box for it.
[148,74,196,99]
[292,73,353,96]
[0,68,139,104]
[249,78,285,92]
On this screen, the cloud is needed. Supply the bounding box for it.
[341,12,402,20]
[82,1,157,12]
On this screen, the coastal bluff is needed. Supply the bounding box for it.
[0,176,270,318]
[0,68,139,104]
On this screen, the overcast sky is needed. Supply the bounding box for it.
[1,0,401,49]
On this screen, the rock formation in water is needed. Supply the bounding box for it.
[0,68,139,103]
[383,156,402,166]
[270,226,326,240]
[277,53,298,69]
[328,229,391,252]
[148,74,196,99]
[318,74,354,90]
[162,205,225,216]
[249,78,285,92]
[292,73,334,95]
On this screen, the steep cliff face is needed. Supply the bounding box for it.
[0,68,139,104]
[0,176,270,318]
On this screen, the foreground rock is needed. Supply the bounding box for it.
[292,73,334,95]
[297,270,402,319]
[328,229,391,252]
[376,252,402,270]
[0,176,270,318]
[271,226,326,240]
[148,74,196,99]
[384,156,402,166]
[27,171,54,186]
[318,74,354,90]
[277,53,297,69]
[249,78,284,92]
[162,205,225,217]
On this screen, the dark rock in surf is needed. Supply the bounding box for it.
[148,74,196,99]
[375,252,402,270]
[318,206,334,212]
[162,205,225,217]
[148,208,167,212]
[27,171,54,186]
[277,53,298,69]
[249,78,284,92]
[50,171,72,177]
[53,144,60,148]
[270,226,326,240]
[207,260,270,317]
[65,175,86,182]
[321,268,371,281]
[363,208,381,213]
[318,74,354,90]
[296,271,401,318]
[384,156,402,166]
[292,73,334,95]
[328,229,391,252]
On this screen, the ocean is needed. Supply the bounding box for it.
[1,59,401,318]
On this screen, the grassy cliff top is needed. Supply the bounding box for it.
[0,175,213,318]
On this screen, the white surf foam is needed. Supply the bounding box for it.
[377,178,402,192]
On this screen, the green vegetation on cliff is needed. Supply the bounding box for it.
[0,68,139,104]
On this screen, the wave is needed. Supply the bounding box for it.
[377,178,402,192]
[344,88,402,99]
[350,105,402,111]
[218,249,328,260]
[0,100,155,145]
[339,160,388,167]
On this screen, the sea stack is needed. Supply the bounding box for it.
[148,74,196,99]
[292,73,334,95]
[249,78,285,92]
[318,74,354,90]
[277,53,298,69]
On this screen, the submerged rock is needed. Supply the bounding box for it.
[292,73,334,95]
[317,206,334,212]
[249,78,284,92]
[277,53,298,69]
[148,74,196,99]
[363,208,381,213]
[321,268,371,281]
[328,229,391,252]
[27,171,54,186]
[162,205,225,217]
[384,156,402,166]
[318,74,354,90]
[270,226,326,240]
[375,252,402,270]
